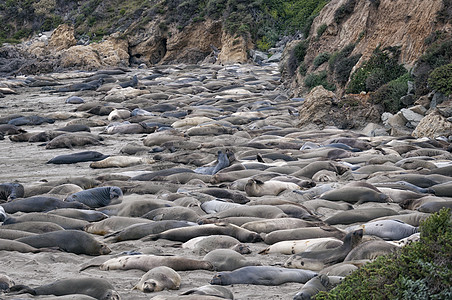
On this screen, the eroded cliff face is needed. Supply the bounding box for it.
[285,0,451,97]
[309,0,445,68]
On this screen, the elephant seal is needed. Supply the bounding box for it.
[183,235,251,255]
[344,240,398,261]
[65,96,85,104]
[293,274,330,300]
[16,230,111,255]
[2,212,89,230]
[210,205,287,219]
[47,151,109,164]
[0,274,14,292]
[55,78,104,92]
[9,277,119,299]
[90,156,154,168]
[418,200,452,213]
[107,109,131,121]
[103,122,156,134]
[1,196,87,214]
[200,199,242,214]
[104,220,195,242]
[210,266,317,285]
[143,223,262,243]
[346,220,418,240]
[47,184,84,195]
[325,208,399,225]
[241,218,320,234]
[65,186,123,208]
[141,206,200,222]
[0,182,24,200]
[45,133,102,149]
[244,179,300,196]
[0,229,36,240]
[99,254,214,271]
[84,216,153,235]
[319,186,389,204]
[1,221,65,233]
[180,285,234,299]
[48,208,108,222]
[203,249,261,271]
[259,237,343,255]
[132,266,181,292]
[284,229,363,271]
[292,161,349,179]
[263,226,346,245]
[8,115,54,126]
[0,238,49,253]
[194,150,230,175]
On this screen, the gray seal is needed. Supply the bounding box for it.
[284,229,363,271]
[65,186,123,208]
[47,151,109,164]
[194,150,230,175]
[210,266,317,285]
[346,220,418,240]
[293,274,330,300]
[0,182,24,200]
[203,249,261,271]
[8,277,119,300]
[132,266,181,293]
[180,285,234,299]
[16,230,111,255]
[1,196,88,214]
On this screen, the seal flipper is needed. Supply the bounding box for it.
[8,284,37,295]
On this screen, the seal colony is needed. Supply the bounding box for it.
[0,61,451,300]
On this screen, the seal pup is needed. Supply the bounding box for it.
[47,151,109,164]
[132,266,181,292]
[244,179,300,196]
[65,186,123,208]
[8,277,120,299]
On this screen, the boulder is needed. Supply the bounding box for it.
[48,24,77,51]
[217,31,250,64]
[400,108,424,128]
[412,110,452,139]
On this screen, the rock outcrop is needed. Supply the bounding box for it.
[298,86,382,131]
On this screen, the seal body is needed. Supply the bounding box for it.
[65,186,123,208]
[0,182,24,200]
[132,266,181,292]
[210,266,317,285]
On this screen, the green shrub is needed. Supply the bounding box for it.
[316,208,452,300]
[299,62,307,76]
[346,46,406,94]
[334,54,361,86]
[427,63,452,96]
[313,52,331,68]
[304,70,336,91]
[294,40,309,63]
[334,0,357,24]
[371,73,411,113]
[316,23,327,38]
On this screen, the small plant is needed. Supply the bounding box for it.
[316,23,327,38]
[427,63,452,96]
[346,46,406,94]
[371,73,411,113]
[304,70,336,91]
[313,52,331,68]
[334,0,357,24]
[294,40,309,63]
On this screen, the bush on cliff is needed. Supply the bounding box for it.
[316,208,452,299]
[346,46,406,94]
[370,72,411,113]
[427,63,452,96]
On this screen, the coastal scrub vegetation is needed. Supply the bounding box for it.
[316,208,452,299]
[0,0,330,49]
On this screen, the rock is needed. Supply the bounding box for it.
[361,123,388,137]
[48,24,77,51]
[265,52,282,63]
[400,94,415,106]
[381,112,393,129]
[414,95,431,108]
[430,92,446,109]
[298,87,382,130]
[400,108,423,128]
[436,100,452,118]
[387,112,407,128]
[409,105,427,116]
[412,110,452,139]
[218,32,250,64]
[251,50,267,63]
